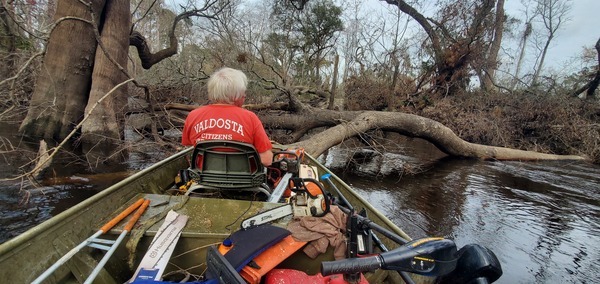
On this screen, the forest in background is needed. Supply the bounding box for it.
[1,0,599,181]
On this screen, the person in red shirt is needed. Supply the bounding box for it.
[182,67,273,166]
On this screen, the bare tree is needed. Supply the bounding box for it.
[512,20,533,90]
[1,0,54,106]
[480,0,505,91]
[0,1,21,80]
[339,0,361,82]
[530,0,571,86]
[382,0,496,95]
[327,53,339,109]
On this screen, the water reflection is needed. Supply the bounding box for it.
[339,160,600,284]
[0,184,97,242]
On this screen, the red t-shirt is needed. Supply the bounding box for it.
[181,104,272,153]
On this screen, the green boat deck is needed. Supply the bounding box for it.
[109,193,287,237]
[98,193,314,283]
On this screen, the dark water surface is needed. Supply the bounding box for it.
[0,121,142,243]
[337,159,600,284]
[0,161,134,243]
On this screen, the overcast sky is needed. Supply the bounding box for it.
[548,0,600,53]
[366,0,600,74]
[505,0,600,72]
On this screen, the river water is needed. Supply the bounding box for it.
[333,158,600,284]
[0,123,598,283]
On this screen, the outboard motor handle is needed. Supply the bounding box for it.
[322,237,458,277]
[321,255,382,276]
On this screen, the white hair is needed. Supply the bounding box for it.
[207,67,248,104]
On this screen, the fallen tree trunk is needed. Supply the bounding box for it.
[287,111,586,161]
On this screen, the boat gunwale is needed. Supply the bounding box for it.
[306,153,412,242]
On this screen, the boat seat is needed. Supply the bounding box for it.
[186,140,271,198]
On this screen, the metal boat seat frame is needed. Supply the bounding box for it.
[186,140,271,198]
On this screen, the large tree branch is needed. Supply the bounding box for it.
[381,0,443,67]
[129,31,176,69]
[293,111,586,161]
[129,1,222,69]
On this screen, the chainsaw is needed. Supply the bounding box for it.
[241,177,331,230]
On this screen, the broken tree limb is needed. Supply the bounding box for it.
[288,111,587,161]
